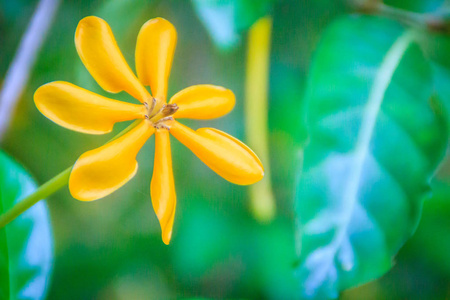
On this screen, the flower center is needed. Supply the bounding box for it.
[144,98,178,129]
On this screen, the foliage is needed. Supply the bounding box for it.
[191,0,275,51]
[295,16,447,298]
[0,0,450,299]
[0,151,53,300]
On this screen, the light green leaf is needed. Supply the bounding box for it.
[191,0,274,51]
[295,16,447,299]
[0,150,53,300]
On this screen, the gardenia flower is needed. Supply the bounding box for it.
[34,16,264,244]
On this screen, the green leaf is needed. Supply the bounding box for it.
[0,150,53,300]
[406,180,450,276]
[417,32,450,133]
[431,63,450,133]
[191,0,274,51]
[295,16,447,299]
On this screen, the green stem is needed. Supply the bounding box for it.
[358,1,450,33]
[377,3,427,28]
[0,166,71,228]
[0,119,142,229]
[108,119,141,141]
[245,17,276,222]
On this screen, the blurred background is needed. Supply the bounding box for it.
[0,0,449,299]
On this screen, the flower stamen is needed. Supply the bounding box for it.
[148,103,178,122]
[144,97,157,116]
[153,116,174,130]
[149,97,157,114]
[161,103,178,116]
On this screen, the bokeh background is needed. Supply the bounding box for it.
[1,0,449,299]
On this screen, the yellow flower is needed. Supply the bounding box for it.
[34,16,264,244]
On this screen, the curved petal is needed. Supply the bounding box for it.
[69,121,155,201]
[34,81,146,134]
[75,16,151,102]
[169,121,264,185]
[151,129,176,245]
[169,85,235,119]
[136,18,177,103]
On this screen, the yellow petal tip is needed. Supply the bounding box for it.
[136,16,177,100]
[78,15,102,25]
[76,15,149,101]
[162,229,173,245]
[68,121,153,202]
[169,85,235,120]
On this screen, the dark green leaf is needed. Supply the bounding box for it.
[295,16,447,299]
[431,62,450,133]
[405,180,450,276]
[0,150,53,300]
[191,0,274,51]
[418,32,450,133]
[340,180,450,299]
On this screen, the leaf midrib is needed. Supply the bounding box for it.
[324,30,416,278]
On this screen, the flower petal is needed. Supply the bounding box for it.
[169,85,235,119]
[69,121,155,201]
[136,18,177,103]
[169,121,264,185]
[151,129,176,245]
[34,81,146,134]
[75,16,150,102]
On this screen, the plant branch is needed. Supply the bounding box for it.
[0,119,142,228]
[351,0,450,34]
[0,166,70,228]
